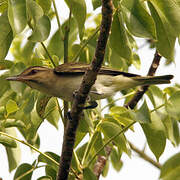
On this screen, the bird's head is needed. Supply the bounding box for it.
[6,66,53,92]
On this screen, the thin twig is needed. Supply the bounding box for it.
[40,42,56,67]
[56,1,113,179]
[52,0,63,40]
[129,141,162,169]
[0,131,59,166]
[125,50,161,109]
[72,27,100,62]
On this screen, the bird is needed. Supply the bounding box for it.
[6,63,173,108]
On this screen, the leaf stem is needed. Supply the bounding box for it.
[0,131,59,166]
[40,42,56,67]
[52,0,64,40]
[72,27,100,62]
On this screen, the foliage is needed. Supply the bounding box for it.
[0,0,180,179]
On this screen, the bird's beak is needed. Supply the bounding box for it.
[6,75,25,82]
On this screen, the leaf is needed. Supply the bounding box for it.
[82,131,105,166]
[148,2,176,60]
[0,60,14,70]
[130,101,151,123]
[166,91,180,117]
[45,166,57,180]
[28,15,51,42]
[92,0,101,10]
[65,0,86,39]
[44,97,60,129]
[0,12,13,60]
[109,10,132,61]
[149,0,180,36]
[3,119,25,128]
[5,128,21,172]
[36,0,51,14]
[83,167,97,180]
[141,112,166,160]
[37,176,52,180]
[36,94,51,119]
[100,121,129,155]
[6,99,19,116]
[14,163,33,180]
[110,147,123,172]
[122,0,156,39]
[38,151,60,172]
[160,152,180,179]
[27,0,43,23]
[0,134,17,148]
[0,0,8,13]
[8,0,27,34]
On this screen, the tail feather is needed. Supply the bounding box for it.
[133,75,174,86]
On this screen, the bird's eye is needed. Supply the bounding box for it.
[28,69,38,75]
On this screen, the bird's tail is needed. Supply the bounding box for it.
[133,75,174,86]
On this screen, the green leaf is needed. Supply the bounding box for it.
[148,2,176,60]
[110,147,123,172]
[0,0,8,13]
[92,0,101,10]
[3,119,25,128]
[6,99,19,116]
[166,91,180,117]
[38,151,60,172]
[5,128,21,172]
[0,60,14,70]
[82,131,105,166]
[0,12,13,60]
[36,94,51,119]
[28,15,51,42]
[122,0,156,39]
[8,0,27,34]
[130,101,151,123]
[27,0,43,23]
[150,0,180,36]
[83,167,97,180]
[45,166,57,180]
[100,121,129,154]
[37,176,52,180]
[141,112,166,160]
[65,0,86,39]
[147,86,165,108]
[0,134,17,147]
[109,10,132,61]
[36,0,51,14]
[14,163,33,180]
[160,152,180,180]
[44,97,60,129]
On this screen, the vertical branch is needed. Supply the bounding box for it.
[56,1,113,179]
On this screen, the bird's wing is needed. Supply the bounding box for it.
[54,63,139,77]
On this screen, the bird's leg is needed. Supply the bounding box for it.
[83,100,98,109]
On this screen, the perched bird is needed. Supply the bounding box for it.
[6,63,173,108]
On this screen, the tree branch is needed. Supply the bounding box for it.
[56,1,113,180]
[129,141,162,169]
[125,50,161,109]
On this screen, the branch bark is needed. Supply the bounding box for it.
[129,141,162,169]
[56,1,113,179]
